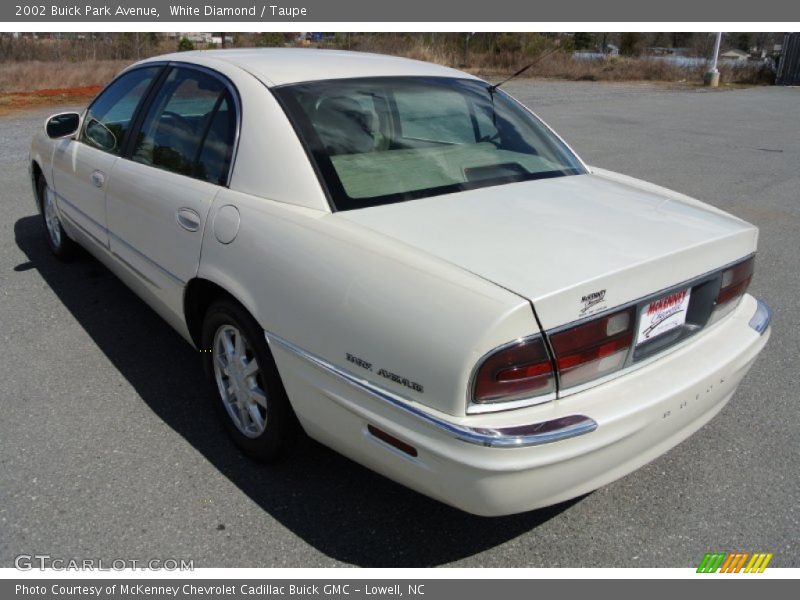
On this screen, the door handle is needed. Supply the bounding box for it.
[90,170,105,188]
[176,208,201,232]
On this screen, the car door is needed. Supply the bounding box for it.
[50,66,162,248]
[105,65,238,322]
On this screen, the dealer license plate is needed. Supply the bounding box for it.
[636,288,691,345]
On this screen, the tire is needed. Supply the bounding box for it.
[201,299,298,462]
[37,175,76,260]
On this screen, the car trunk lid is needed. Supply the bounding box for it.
[337,173,758,330]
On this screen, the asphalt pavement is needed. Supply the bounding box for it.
[1,80,798,567]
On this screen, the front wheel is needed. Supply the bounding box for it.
[201,300,298,462]
[38,175,75,259]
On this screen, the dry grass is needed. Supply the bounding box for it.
[329,34,772,85]
[379,40,773,85]
[484,52,773,85]
[0,60,128,93]
[0,43,773,105]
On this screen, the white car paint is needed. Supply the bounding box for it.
[339,172,758,330]
[29,49,771,516]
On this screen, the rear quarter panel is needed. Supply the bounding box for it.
[197,188,537,417]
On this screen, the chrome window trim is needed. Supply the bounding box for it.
[162,61,243,188]
[94,61,242,188]
[78,62,167,156]
[265,331,596,448]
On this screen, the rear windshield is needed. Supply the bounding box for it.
[274,77,586,211]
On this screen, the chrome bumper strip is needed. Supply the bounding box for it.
[265,332,597,448]
[749,298,772,335]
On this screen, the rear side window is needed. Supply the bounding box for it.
[132,67,236,185]
[80,67,160,155]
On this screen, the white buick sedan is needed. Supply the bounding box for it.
[30,49,771,516]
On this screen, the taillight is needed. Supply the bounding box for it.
[716,256,754,308]
[472,336,555,404]
[472,257,756,407]
[549,307,635,389]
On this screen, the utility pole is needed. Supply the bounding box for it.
[704,32,722,87]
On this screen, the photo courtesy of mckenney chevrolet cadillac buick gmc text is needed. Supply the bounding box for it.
[29,49,770,515]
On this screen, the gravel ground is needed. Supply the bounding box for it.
[1,80,798,568]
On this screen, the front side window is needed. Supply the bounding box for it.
[274,77,586,210]
[80,66,161,154]
[132,67,235,184]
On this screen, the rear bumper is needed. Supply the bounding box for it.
[269,294,770,516]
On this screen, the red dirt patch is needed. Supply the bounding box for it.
[0,85,101,116]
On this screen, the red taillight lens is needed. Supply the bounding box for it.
[716,256,754,307]
[549,307,635,389]
[472,336,555,404]
[472,257,757,406]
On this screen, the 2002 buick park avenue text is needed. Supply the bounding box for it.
[29,48,771,516]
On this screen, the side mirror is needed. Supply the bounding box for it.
[45,112,81,139]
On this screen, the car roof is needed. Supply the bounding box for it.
[136,48,480,87]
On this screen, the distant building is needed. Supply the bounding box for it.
[184,32,215,44]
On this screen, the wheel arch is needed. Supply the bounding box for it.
[184,277,260,349]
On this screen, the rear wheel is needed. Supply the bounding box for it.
[201,300,298,462]
[38,175,75,259]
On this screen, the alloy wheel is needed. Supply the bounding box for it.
[42,185,62,248]
[212,324,268,438]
